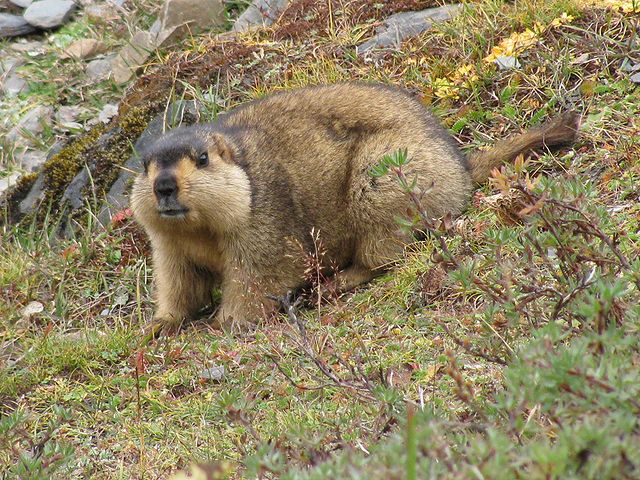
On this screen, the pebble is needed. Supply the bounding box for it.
[0,172,22,195]
[199,365,225,382]
[98,103,118,124]
[6,105,54,145]
[86,57,113,82]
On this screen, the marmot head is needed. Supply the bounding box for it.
[130,126,252,233]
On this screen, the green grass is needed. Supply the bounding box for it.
[2,0,640,478]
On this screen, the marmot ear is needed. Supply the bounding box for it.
[211,133,233,163]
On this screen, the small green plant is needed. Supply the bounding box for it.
[0,408,75,478]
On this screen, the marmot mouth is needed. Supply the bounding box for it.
[158,208,189,218]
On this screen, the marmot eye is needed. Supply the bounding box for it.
[197,152,209,168]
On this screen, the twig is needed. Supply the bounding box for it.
[441,323,508,366]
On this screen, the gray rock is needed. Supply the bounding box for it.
[631,72,640,84]
[16,149,47,172]
[24,0,77,29]
[494,55,521,70]
[2,73,29,96]
[199,365,225,382]
[21,300,44,319]
[98,103,118,124]
[10,40,46,54]
[619,57,635,72]
[0,13,37,38]
[1,56,30,97]
[110,31,156,84]
[233,0,289,31]
[18,174,45,215]
[111,28,182,84]
[86,57,113,82]
[56,105,84,125]
[10,0,34,7]
[0,172,22,196]
[54,128,119,235]
[0,57,24,74]
[357,5,462,54]
[6,105,54,145]
[85,3,120,23]
[60,165,90,211]
[160,0,224,31]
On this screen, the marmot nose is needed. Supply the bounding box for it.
[154,174,178,199]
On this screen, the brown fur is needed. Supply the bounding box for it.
[130,83,579,333]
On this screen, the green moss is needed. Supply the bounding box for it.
[19,104,151,224]
[40,125,105,208]
[89,104,152,198]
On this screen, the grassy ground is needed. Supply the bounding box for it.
[1,0,640,478]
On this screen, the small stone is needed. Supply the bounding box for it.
[494,55,521,70]
[357,5,462,54]
[10,0,35,6]
[0,57,24,74]
[2,73,29,96]
[55,105,84,124]
[149,18,162,35]
[199,365,225,382]
[160,0,224,31]
[85,3,120,23]
[17,150,47,172]
[18,174,46,215]
[6,105,54,145]
[98,103,118,124]
[0,13,37,38]
[21,300,44,319]
[86,57,113,82]
[572,52,590,65]
[619,57,634,72]
[24,0,77,29]
[62,330,107,341]
[61,38,107,60]
[110,31,154,84]
[111,28,181,84]
[10,40,46,55]
[631,72,640,84]
[0,172,22,195]
[233,0,289,31]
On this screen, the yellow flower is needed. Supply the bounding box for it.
[551,12,575,26]
[433,77,457,99]
[484,29,538,63]
[483,13,574,63]
[605,0,640,12]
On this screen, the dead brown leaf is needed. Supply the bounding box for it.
[61,39,107,60]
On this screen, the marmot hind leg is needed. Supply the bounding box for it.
[334,264,378,292]
[334,227,408,292]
